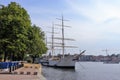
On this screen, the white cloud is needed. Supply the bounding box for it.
[66,0,120,23]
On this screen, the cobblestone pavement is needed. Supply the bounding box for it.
[0,67,46,80]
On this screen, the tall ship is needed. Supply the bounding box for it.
[40,15,85,69]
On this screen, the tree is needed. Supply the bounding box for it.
[0,2,47,62]
[28,25,47,63]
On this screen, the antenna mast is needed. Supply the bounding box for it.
[102,49,109,56]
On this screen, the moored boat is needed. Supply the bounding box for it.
[40,15,85,69]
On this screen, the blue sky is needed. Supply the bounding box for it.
[1,0,120,55]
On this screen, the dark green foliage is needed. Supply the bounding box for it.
[0,2,47,62]
[28,25,47,63]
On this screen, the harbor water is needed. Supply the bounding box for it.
[42,62,120,80]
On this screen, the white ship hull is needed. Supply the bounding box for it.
[40,56,76,69]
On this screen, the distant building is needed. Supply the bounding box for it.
[79,55,95,61]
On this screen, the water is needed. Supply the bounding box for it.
[42,62,120,80]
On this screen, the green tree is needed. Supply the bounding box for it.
[28,25,47,63]
[0,2,47,62]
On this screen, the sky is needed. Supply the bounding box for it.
[1,0,120,55]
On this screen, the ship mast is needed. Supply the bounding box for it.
[62,15,65,58]
[51,22,54,56]
[47,22,59,56]
[56,15,71,58]
[47,15,77,58]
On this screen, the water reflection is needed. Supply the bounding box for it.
[42,66,77,80]
[42,62,120,80]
